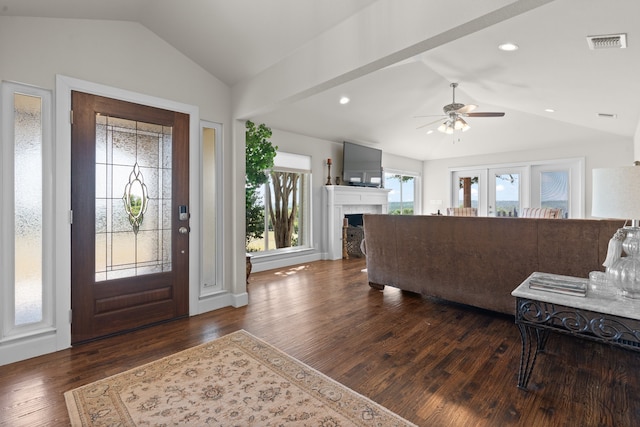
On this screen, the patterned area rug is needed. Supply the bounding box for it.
[65,330,416,426]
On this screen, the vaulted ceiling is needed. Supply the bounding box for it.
[3,0,639,160]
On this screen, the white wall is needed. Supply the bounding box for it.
[383,151,422,176]
[0,16,239,363]
[634,120,640,162]
[423,137,633,218]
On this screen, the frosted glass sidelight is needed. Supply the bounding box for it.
[201,127,216,288]
[95,115,172,281]
[14,93,43,325]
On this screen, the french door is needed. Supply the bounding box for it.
[71,91,189,344]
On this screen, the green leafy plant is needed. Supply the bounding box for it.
[245,120,277,249]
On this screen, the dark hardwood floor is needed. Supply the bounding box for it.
[1,258,639,426]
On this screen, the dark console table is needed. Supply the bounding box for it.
[512,272,640,389]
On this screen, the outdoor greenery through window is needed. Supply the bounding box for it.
[385,173,415,215]
[246,152,311,252]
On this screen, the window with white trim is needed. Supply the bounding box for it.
[247,151,312,252]
[385,172,418,215]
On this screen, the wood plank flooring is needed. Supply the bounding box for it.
[1,258,639,426]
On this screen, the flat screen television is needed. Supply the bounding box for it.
[342,141,383,187]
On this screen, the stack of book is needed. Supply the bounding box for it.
[528,275,587,297]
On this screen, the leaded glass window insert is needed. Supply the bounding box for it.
[95,115,172,281]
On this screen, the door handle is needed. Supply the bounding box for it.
[179,226,189,234]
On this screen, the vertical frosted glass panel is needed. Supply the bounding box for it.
[202,127,216,287]
[95,115,172,281]
[541,171,569,218]
[495,173,520,217]
[14,93,43,325]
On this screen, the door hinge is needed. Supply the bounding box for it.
[69,309,73,324]
[70,109,74,125]
[69,210,73,224]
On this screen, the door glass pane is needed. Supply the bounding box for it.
[541,171,569,218]
[95,115,172,281]
[14,93,43,325]
[495,173,520,217]
[458,176,478,208]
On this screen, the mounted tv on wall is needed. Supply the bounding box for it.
[342,141,382,187]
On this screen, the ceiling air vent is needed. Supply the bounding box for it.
[596,113,617,119]
[587,33,627,49]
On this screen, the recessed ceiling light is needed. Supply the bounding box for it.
[339,96,350,105]
[498,42,519,52]
[544,108,555,113]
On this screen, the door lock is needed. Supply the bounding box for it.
[179,205,189,221]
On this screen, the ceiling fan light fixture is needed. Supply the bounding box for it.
[437,122,449,133]
[454,117,468,130]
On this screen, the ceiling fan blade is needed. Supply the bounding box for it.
[413,114,446,118]
[416,118,445,130]
[456,104,477,114]
[465,112,505,117]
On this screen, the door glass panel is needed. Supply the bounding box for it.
[14,93,43,325]
[458,176,478,209]
[494,173,520,217]
[541,170,569,218]
[95,115,172,282]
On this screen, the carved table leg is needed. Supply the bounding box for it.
[517,324,549,390]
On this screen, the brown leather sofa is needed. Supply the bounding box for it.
[362,215,623,315]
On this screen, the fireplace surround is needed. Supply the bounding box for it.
[323,185,390,260]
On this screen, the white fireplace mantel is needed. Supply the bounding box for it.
[323,185,391,260]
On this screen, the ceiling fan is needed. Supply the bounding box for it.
[416,83,505,134]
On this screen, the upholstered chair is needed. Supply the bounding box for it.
[520,207,562,218]
[446,207,478,216]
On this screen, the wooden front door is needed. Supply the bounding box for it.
[70,91,189,344]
